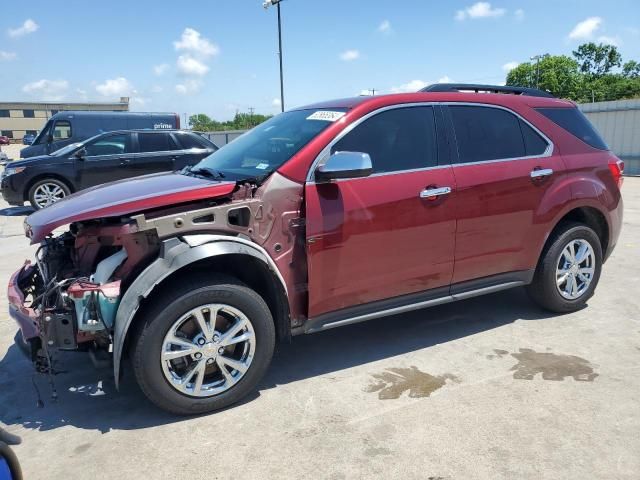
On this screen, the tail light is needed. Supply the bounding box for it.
[608,158,624,189]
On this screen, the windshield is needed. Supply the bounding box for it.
[191,108,346,181]
[50,142,83,156]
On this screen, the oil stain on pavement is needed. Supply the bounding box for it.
[509,348,598,381]
[365,366,459,400]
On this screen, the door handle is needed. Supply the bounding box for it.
[530,168,553,179]
[419,186,451,200]
[119,158,131,166]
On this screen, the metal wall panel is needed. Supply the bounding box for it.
[580,100,640,175]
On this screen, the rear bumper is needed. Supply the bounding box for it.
[604,194,624,262]
[7,263,40,342]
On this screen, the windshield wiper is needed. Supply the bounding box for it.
[185,166,226,180]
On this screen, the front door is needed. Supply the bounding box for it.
[77,132,135,188]
[443,104,566,284]
[305,105,457,318]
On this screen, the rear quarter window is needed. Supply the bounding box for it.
[535,107,608,150]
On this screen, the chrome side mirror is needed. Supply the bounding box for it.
[315,151,373,183]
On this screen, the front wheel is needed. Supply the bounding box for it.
[28,178,71,209]
[526,223,602,313]
[132,276,275,415]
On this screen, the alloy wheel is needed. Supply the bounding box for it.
[160,303,256,398]
[555,238,595,300]
[33,182,67,208]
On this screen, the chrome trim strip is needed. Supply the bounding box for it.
[306,280,524,333]
[305,101,554,183]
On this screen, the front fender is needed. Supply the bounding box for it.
[112,234,287,388]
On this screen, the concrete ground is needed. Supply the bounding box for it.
[0,144,24,162]
[0,180,638,480]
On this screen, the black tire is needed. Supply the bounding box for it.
[526,222,602,313]
[28,178,71,209]
[132,275,275,415]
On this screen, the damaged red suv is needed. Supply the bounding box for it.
[8,84,623,414]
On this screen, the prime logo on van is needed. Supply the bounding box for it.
[154,123,172,129]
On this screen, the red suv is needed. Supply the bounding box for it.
[7,84,623,414]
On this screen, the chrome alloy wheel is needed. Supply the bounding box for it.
[33,182,66,208]
[160,304,256,397]
[555,238,596,300]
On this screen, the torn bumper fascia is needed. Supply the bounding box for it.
[7,262,39,342]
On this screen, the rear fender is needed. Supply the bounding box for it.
[112,234,287,388]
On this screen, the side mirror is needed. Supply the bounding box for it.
[315,151,373,183]
[47,134,54,143]
[74,147,87,159]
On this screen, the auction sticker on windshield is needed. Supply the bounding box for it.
[307,111,345,122]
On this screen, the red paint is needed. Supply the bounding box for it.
[25,172,236,243]
[305,168,456,317]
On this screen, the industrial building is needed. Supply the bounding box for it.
[580,99,640,176]
[0,98,129,142]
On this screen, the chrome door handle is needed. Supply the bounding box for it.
[530,168,553,178]
[420,186,451,199]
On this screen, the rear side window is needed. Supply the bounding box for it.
[332,106,438,173]
[449,106,525,163]
[138,133,178,153]
[535,107,608,150]
[519,119,549,156]
[85,134,131,156]
[176,133,207,149]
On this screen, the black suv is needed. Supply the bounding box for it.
[1,129,218,209]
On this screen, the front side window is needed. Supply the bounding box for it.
[176,133,208,150]
[52,120,72,140]
[194,108,345,182]
[85,134,131,156]
[332,106,438,173]
[138,133,178,153]
[33,120,52,145]
[449,105,526,163]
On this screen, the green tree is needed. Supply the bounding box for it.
[506,55,581,98]
[572,42,622,77]
[623,60,640,78]
[188,114,217,131]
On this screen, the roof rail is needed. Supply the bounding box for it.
[420,83,555,98]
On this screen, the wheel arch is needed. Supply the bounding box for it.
[537,205,610,265]
[113,235,290,388]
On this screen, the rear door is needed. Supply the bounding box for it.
[128,132,181,176]
[305,105,457,318]
[78,132,135,188]
[444,104,566,284]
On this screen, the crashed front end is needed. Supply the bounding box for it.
[8,220,159,369]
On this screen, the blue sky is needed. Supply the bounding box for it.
[1,0,639,120]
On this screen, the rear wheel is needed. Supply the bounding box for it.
[527,223,602,313]
[28,178,70,209]
[132,276,275,415]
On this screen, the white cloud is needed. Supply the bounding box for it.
[96,77,133,97]
[391,76,450,94]
[8,19,39,38]
[174,28,219,57]
[151,85,163,93]
[175,79,202,95]
[22,79,69,101]
[177,55,209,76]
[378,20,392,34]
[502,61,519,72]
[456,2,506,21]
[340,49,360,61]
[514,9,524,21]
[568,17,602,40]
[153,63,169,76]
[598,35,621,46]
[76,88,88,100]
[272,98,282,107]
[0,51,16,61]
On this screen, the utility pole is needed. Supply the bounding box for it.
[248,107,255,128]
[370,88,376,96]
[530,55,543,89]
[263,0,285,112]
